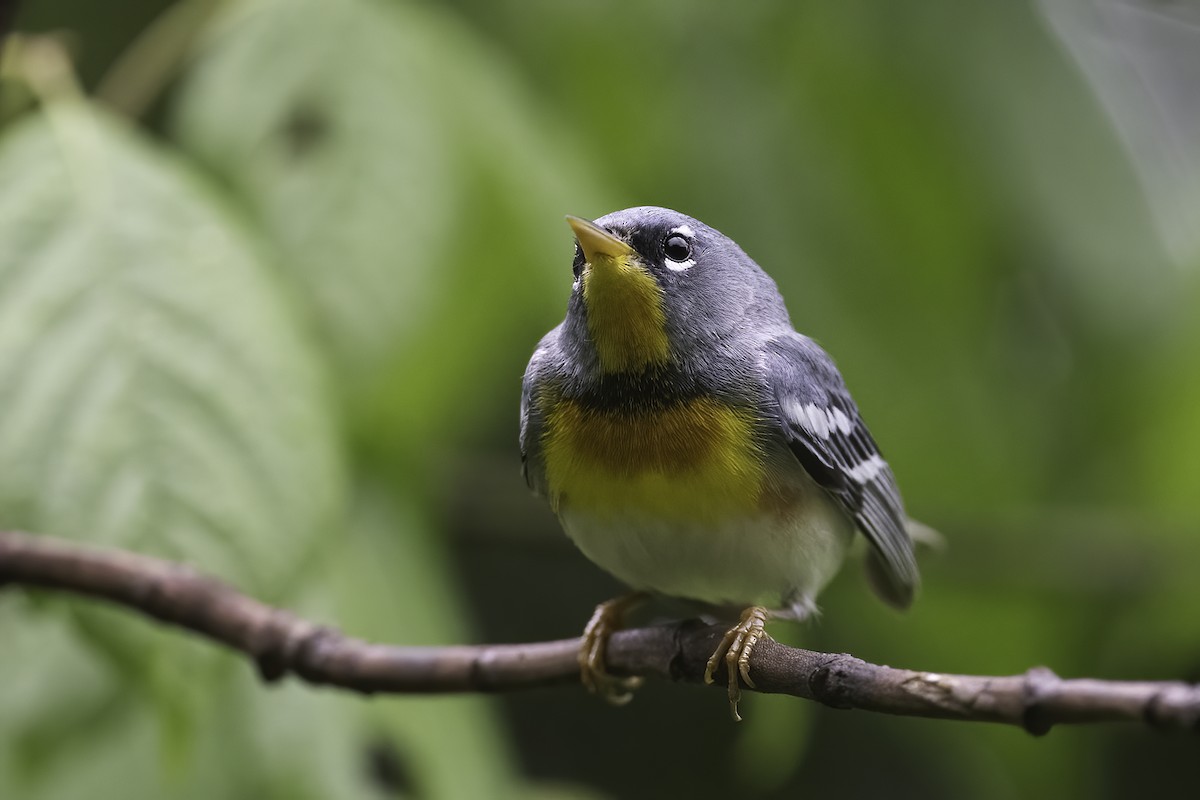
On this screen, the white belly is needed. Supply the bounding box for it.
[558,473,854,618]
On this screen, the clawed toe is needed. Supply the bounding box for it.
[578,592,647,705]
[704,606,770,721]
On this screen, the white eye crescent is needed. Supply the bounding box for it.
[663,231,694,271]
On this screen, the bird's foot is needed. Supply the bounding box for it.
[704,605,771,722]
[579,592,647,705]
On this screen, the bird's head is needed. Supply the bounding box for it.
[563,206,787,375]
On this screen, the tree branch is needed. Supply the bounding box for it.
[1,530,1196,734]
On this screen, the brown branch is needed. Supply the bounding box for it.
[1,530,1197,734]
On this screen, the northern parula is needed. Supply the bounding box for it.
[520,207,921,719]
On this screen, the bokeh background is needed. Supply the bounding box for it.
[2,0,1199,797]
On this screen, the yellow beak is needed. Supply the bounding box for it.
[566,215,637,264]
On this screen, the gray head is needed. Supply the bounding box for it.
[562,206,790,375]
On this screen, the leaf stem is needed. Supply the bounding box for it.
[94,0,223,119]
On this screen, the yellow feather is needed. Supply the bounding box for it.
[581,255,670,372]
[541,396,765,521]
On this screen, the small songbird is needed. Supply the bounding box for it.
[520,207,920,719]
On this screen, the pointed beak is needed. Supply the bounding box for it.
[566,215,637,264]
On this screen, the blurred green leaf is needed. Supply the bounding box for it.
[0,98,346,743]
[172,0,610,453]
[172,0,459,373]
[0,598,126,789]
[0,600,367,800]
[0,101,343,594]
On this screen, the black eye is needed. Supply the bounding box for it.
[664,235,691,262]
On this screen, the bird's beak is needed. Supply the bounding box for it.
[566,215,637,264]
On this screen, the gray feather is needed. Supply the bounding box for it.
[764,333,919,608]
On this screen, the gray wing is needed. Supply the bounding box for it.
[764,333,919,608]
[519,328,560,496]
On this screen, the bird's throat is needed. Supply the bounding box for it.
[582,255,669,373]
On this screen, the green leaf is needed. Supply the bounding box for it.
[171,0,469,372]
[0,597,127,789]
[0,101,343,596]
[171,0,611,450]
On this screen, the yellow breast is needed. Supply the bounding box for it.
[541,396,766,522]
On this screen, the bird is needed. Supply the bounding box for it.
[519,206,921,720]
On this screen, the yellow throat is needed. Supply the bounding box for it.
[568,216,669,373]
[539,218,769,521]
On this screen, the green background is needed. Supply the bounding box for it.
[2,0,1199,797]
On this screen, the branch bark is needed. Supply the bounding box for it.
[1,530,1196,734]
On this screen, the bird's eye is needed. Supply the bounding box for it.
[663,235,691,263]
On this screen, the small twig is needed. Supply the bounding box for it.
[1,530,1196,734]
[94,0,223,118]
